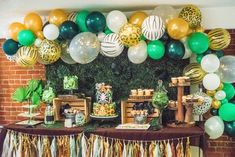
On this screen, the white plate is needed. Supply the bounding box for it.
[90,114,118,119]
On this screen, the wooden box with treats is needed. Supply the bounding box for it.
[121,98,159,124]
[53,97,91,122]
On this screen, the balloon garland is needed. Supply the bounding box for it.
[2,5,235,138]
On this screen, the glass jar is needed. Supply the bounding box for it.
[44,104,55,125]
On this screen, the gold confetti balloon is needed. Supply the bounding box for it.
[183,63,206,84]
[38,39,61,64]
[208,28,231,50]
[119,23,141,47]
[179,5,202,28]
[15,46,38,68]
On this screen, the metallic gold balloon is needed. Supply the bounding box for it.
[15,46,38,68]
[207,90,216,97]
[167,18,189,40]
[129,11,148,27]
[179,5,202,28]
[38,39,61,64]
[211,99,221,109]
[36,31,45,40]
[217,83,224,91]
[119,23,141,47]
[195,25,204,33]
[208,28,231,50]
[183,63,206,84]
[8,22,26,41]
[49,9,67,26]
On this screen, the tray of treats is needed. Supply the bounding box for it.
[129,89,154,99]
[169,76,190,87]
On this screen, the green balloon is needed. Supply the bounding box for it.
[75,10,89,32]
[86,11,106,33]
[104,27,113,35]
[221,98,228,105]
[147,40,165,60]
[166,40,185,60]
[224,121,235,137]
[210,108,218,116]
[17,30,35,46]
[223,83,235,100]
[196,54,204,63]
[187,32,209,54]
[219,103,235,121]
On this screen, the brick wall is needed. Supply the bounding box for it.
[0,30,234,156]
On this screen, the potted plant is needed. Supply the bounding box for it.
[12,79,43,125]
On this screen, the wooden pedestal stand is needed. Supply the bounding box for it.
[167,81,194,127]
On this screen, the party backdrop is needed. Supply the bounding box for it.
[46,49,189,102]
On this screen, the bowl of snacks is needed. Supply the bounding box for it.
[131,110,148,124]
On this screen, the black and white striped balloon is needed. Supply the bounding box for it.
[101,33,124,57]
[142,15,165,41]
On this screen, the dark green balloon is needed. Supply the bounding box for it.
[204,48,213,55]
[224,121,235,137]
[147,40,165,60]
[187,32,209,54]
[3,39,19,55]
[166,40,185,60]
[75,10,89,32]
[210,108,218,116]
[160,32,170,44]
[59,21,79,40]
[86,11,106,33]
[215,50,224,58]
[17,30,35,46]
[196,54,204,63]
[223,83,235,100]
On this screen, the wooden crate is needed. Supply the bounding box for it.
[53,97,91,122]
[121,99,159,124]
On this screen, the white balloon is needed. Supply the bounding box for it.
[98,32,106,42]
[203,73,220,90]
[69,32,100,64]
[218,55,235,83]
[34,38,42,47]
[215,90,226,100]
[43,24,59,40]
[142,16,165,41]
[106,10,127,33]
[180,37,192,59]
[205,116,224,139]
[201,54,220,73]
[101,33,124,57]
[128,40,148,64]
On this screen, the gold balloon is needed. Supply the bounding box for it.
[48,9,67,26]
[208,28,231,50]
[129,11,148,27]
[36,31,45,40]
[68,11,78,22]
[207,90,216,97]
[38,39,61,64]
[167,18,189,40]
[179,5,202,28]
[8,22,26,41]
[211,99,221,109]
[119,23,141,47]
[217,83,224,91]
[183,63,206,84]
[15,46,38,68]
[24,12,43,33]
[195,25,204,33]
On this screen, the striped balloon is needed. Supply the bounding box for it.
[101,33,124,57]
[141,15,165,41]
[208,28,231,50]
[68,11,78,22]
[15,46,38,67]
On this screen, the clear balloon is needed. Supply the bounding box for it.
[201,54,220,73]
[60,41,77,64]
[151,5,178,24]
[215,90,226,101]
[203,73,220,90]
[106,10,127,33]
[218,56,235,83]
[205,116,224,139]
[128,40,148,64]
[34,38,42,47]
[43,24,59,40]
[69,32,100,64]
[101,33,124,57]
[142,16,165,41]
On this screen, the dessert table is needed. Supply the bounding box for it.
[0,123,206,156]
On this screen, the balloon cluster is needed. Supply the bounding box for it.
[3,5,211,67]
